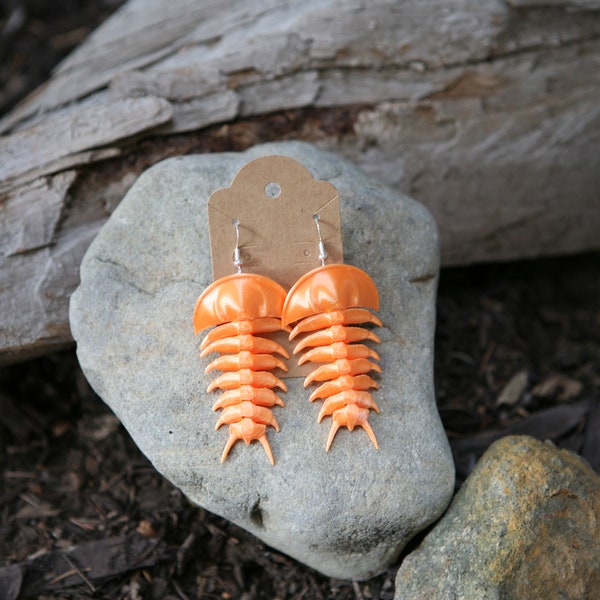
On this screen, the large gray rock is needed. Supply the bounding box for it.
[395,435,600,599]
[70,141,453,580]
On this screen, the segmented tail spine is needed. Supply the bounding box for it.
[194,274,288,464]
[282,264,382,451]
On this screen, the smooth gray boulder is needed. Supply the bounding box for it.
[70,141,453,580]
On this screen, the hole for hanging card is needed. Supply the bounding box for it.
[292,241,319,264]
[265,182,282,199]
[233,244,259,269]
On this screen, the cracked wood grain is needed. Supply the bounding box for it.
[0,171,76,258]
[0,96,172,188]
[0,0,599,363]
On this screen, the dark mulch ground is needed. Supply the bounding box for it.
[1,254,598,599]
[1,3,599,599]
[0,0,125,115]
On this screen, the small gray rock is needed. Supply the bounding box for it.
[395,435,600,599]
[70,141,453,580]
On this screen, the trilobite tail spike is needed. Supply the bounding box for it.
[361,421,379,449]
[221,433,237,464]
[325,422,341,452]
[218,420,275,465]
[258,435,275,466]
[325,406,379,451]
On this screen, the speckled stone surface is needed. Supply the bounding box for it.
[70,141,453,580]
[395,435,600,598]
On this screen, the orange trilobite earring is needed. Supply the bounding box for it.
[193,219,289,465]
[281,214,382,451]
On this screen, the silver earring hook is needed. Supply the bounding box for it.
[232,218,243,273]
[313,213,328,266]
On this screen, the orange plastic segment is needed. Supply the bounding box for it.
[220,419,274,465]
[293,325,381,353]
[215,402,280,431]
[205,352,288,374]
[200,334,289,358]
[289,309,382,340]
[282,264,379,327]
[212,387,285,411]
[318,391,380,422]
[298,342,381,365]
[279,264,382,452]
[200,318,283,349]
[309,374,379,402]
[194,273,287,334]
[195,274,288,465]
[326,404,379,451]
[303,358,382,386]
[207,369,288,392]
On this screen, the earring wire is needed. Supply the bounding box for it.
[232,218,243,273]
[313,213,328,266]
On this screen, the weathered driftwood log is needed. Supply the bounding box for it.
[1,0,600,363]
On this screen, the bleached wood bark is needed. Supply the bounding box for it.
[1,0,599,362]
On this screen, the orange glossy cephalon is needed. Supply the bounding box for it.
[194,273,288,465]
[281,264,382,451]
[194,273,287,333]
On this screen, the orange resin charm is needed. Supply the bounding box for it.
[194,273,288,464]
[282,264,382,451]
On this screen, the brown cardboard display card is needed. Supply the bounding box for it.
[208,155,342,286]
[207,155,343,377]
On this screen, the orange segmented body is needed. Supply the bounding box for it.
[282,264,382,451]
[194,273,288,465]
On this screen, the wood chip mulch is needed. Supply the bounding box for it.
[1,254,598,599]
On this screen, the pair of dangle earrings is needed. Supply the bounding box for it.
[193,215,383,465]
